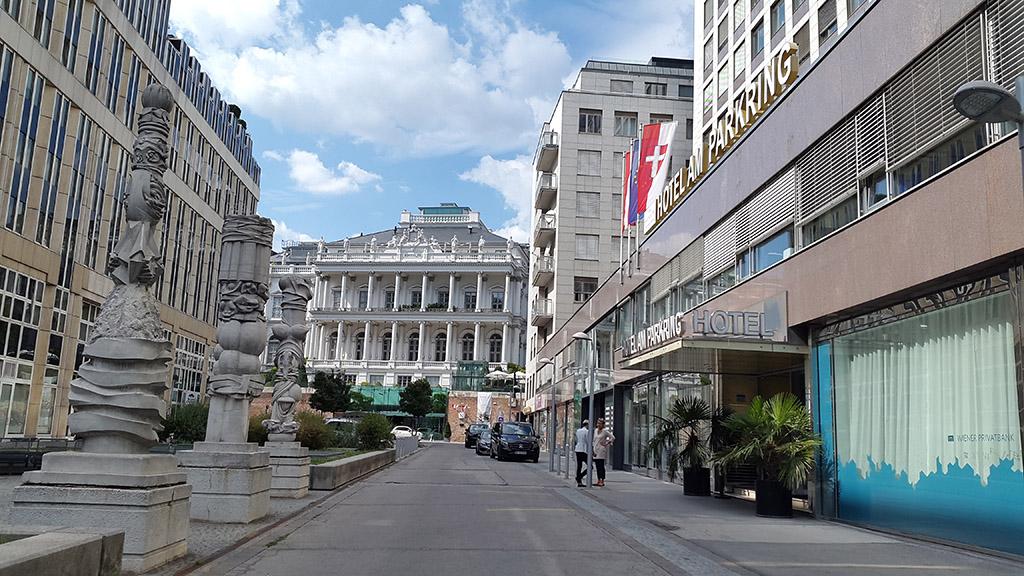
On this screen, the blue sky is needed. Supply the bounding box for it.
[168,0,694,248]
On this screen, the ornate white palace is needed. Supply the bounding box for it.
[266,204,530,388]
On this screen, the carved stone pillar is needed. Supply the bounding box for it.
[502,322,510,364]
[418,321,426,362]
[475,273,484,312]
[390,321,399,362]
[445,322,453,363]
[448,273,456,312]
[503,274,511,312]
[474,322,482,362]
[339,274,348,310]
[420,274,429,311]
[394,273,402,311]
[367,274,376,311]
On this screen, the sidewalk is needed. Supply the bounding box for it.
[543,466,1024,576]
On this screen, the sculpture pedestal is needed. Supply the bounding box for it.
[178,442,271,523]
[7,452,190,573]
[265,440,309,498]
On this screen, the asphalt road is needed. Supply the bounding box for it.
[212,443,697,576]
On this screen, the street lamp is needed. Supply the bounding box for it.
[538,357,555,471]
[953,77,1024,184]
[573,331,596,488]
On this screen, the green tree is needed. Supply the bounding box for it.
[430,391,449,414]
[356,413,393,450]
[399,378,433,425]
[159,402,209,444]
[309,370,352,414]
[349,391,374,412]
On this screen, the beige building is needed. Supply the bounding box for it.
[0,0,260,438]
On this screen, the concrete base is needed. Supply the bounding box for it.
[8,452,190,574]
[265,441,310,499]
[177,442,271,523]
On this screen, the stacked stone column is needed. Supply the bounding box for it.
[178,215,275,523]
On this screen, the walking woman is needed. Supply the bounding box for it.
[593,418,614,487]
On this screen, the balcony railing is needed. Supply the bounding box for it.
[531,298,553,327]
[534,172,557,210]
[314,250,515,264]
[535,128,559,172]
[532,255,554,287]
[533,212,556,247]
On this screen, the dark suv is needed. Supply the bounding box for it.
[464,423,490,448]
[489,422,540,462]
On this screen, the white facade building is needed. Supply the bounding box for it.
[693,0,870,153]
[526,57,694,399]
[268,204,529,388]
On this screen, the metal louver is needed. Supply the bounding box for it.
[796,116,856,221]
[703,213,737,276]
[651,262,672,301]
[855,94,885,173]
[991,0,1024,88]
[676,237,704,283]
[885,14,983,167]
[736,168,796,248]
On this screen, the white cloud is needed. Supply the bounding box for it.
[459,154,532,242]
[271,219,315,251]
[266,149,381,196]
[169,2,572,157]
[589,0,694,61]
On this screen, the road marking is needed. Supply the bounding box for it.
[726,562,968,570]
[486,507,572,512]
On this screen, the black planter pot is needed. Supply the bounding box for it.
[682,467,711,496]
[755,479,793,517]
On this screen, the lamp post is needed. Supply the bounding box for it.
[538,357,554,471]
[573,332,596,488]
[952,77,1024,192]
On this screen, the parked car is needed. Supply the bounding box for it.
[464,423,490,448]
[489,422,540,462]
[474,429,493,456]
[391,426,422,440]
[325,417,359,432]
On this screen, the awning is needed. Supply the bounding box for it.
[621,338,807,375]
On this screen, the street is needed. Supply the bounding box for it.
[194,444,1022,576]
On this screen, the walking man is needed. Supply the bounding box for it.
[574,420,591,487]
[593,418,614,487]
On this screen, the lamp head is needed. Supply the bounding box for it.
[572,331,592,341]
[953,80,1023,123]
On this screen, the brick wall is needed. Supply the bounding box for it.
[447,391,513,443]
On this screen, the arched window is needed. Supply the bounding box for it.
[490,288,505,310]
[408,332,420,361]
[434,333,447,361]
[436,287,449,308]
[381,332,393,360]
[384,288,395,310]
[464,288,477,310]
[354,332,366,360]
[461,333,475,361]
[488,334,502,363]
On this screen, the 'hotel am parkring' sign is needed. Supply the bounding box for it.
[622,293,788,358]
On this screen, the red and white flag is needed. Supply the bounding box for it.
[637,121,677,233]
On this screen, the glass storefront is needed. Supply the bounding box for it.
[816,272,1024,555]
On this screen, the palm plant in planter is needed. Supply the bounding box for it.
[714,392,821,517]
[647,396,731,496]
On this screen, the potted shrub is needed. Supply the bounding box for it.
[714,392,820,517]
[647,396,730,496]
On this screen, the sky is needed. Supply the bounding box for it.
[168,0,694,249]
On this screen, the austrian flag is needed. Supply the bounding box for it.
[637,121,677,232]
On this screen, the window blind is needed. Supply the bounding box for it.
[703,213,737,276]
[576,191,600,218]
[737,167,796,248]
[577,150,601,176]
[991,0,1024,88]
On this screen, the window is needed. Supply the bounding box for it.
[61,0,83,72]
[577,150,601,176]
[679,85,694,99]
[491,289,505,310]
[434,333,447,361]
[848,0,868,16]
[818,1,838,42]
[33,0,54,48]
[718,15,729,51]
[733,42,747,78]
[613,152,623,178]
[704,38,715,70]
[355,332,366,360]
[734,0,747,26]
[650,114,673,124]
[613,194,623,222]
[85,8,106,95]
[6,67,42,235]
[610,79,632,93]
[683,278,705,310]
[411,288,422,308]
[576,191,600,218]
[105,36,125,113]
[574,277,598,303]
[488,334,502,363]
[717,63,730,95]
[802,196,857,245]
[707,268,735,297]
[860,169,888,211]
[893,125,986,196]
[436,287,449,308]
[358,288,369,309]
[644,82,667,96]
[686,119,694,139]
[751,19,765,56]
[704,0,714,25]
[575,234,599,260]
[464,288,477,310]
[332,289,343,309]
[579,109,601,134]
[369,374,384,385]
[770,0,785,37]
[795,22,810,64]
[749,228,793,276]
[461,333,475,361]
[384,289,395,310]
[270,295,283,318]
[614,112,638,137]
[397,375,412,387]
[382,332,393,360]
[408,332,420,361]
[793,0,807,9]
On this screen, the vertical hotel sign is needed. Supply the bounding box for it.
[646,43,800,233]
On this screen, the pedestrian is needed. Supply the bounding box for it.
[593,418,614,487]
[574,420,591,487]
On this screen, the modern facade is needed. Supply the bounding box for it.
[693,0,868,153]
[527,0,1024,557]
[526,57,694,403]
[0,0,261,438]
[267,204,529,389]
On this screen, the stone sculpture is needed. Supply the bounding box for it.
[263,275,312,438]
[10,84,190,572]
